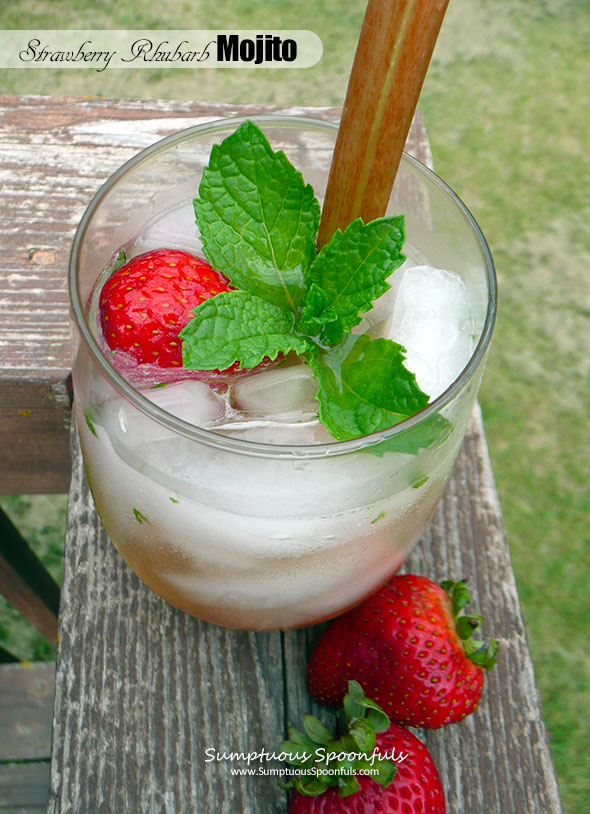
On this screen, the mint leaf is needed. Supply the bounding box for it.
[84,411,98,438]
[194,120,320,313]
[133,508,149,524]
[364,413,453,457]
[305,216,405,338]
[297,283,345,345]
[111,249,127,272]
[180,290,313,371]
[308,334,430,441]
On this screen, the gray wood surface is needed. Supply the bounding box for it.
[0,762,50,814]
[0,663,53,814]
[48,407,562,814]
[0,663,55,762]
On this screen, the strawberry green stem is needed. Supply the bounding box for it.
[441,580,499,670]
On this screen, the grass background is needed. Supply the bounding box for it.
[1,0,588,809]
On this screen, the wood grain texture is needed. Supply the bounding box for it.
[0,95,429,493]
[0,762,50,814]
[48,408,563,814]
[0,663,55,761]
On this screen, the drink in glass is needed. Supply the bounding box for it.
[70,117,496,630]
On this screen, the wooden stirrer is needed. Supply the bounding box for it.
[317,0,450,249]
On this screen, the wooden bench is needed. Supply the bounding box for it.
[0,96,563,813]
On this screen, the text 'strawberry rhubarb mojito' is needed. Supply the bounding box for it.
[70,117,496,630]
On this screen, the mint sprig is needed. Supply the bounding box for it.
[183,121,451,450]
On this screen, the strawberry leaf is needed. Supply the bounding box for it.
[442,580,500,670]
[305,216,405,340]
[342,679,366,720]
[357,700,391,735]
[109,249,127,273]
[302,715,334,746]
[279,681,397,798]
[336,773,361,797]
[194,120,320,313]
[287,727,318,750]
[180,290,313,370]
[465,637,499,670]
[456,614,484,640]
[280,740,315,766]
[349,717,376,752]
[358,756,397,790]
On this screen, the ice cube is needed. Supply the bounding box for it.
[101,380,226,450]
[144,380,226,426]
[214,418,334,445]
[387,265,475,399]
[132,202,203,255]
[358,255,417,336]
[230,364,318,421]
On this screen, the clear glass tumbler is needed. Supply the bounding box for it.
[70,116,496,630]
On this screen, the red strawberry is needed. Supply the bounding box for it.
[282,681,445,814]
[307,577,498,729]
[99,249,231,367]
[289,725,445,814]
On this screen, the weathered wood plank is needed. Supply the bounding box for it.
[48,408,562,813]
[0,762,50,814]
[49,429,287,813]
[0,663,55,762]
[407,404,562,813]
[0,94,428,493]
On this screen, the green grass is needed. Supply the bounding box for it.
[1,0,588,808]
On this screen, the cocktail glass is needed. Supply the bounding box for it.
[69,116,496,630]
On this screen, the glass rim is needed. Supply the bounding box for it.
[69,114,497,460]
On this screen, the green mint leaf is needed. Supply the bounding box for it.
[305,216,405,337]
[297,283,345,345]
[112,249,127,272]
[180,290,313,371]
[308,334,430,441]
[411,474,429,488]
[133,508,149,524]
[83,411,98,438]
[363,413,453,457]
[194,120,320,313]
